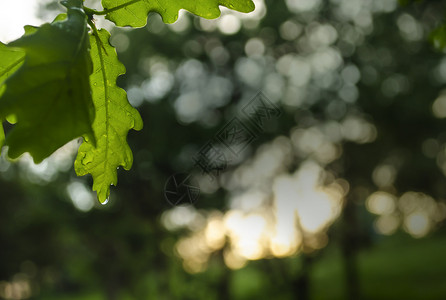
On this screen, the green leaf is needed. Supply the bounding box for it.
[0,23,38,100]
[74,29,143,203]
[0,42,25,88]
[0,1,95,163]
[102,0,255,27]
[0,30,28,139]
[0,42,24,133]
[0,123,4,148]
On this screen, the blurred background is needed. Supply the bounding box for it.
[1,0,446,299]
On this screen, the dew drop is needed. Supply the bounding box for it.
[101,198,109,205]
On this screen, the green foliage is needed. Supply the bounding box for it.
[0,0,255,201]
[2,1,446,299]
[75,29,143,203]
[101,0,255,27]
[0,43,25,93]
[0,42,24,148]
[0,124,4,148]
[0,2,94,163]
[431,24,446,51]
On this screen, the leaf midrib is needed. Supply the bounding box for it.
[94,32,110,172]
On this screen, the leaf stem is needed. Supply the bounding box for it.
[87,19,107,55]
[83,0,142,16]
[82,6,96,18]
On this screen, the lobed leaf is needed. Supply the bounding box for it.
[0,0,95,163]
[74,29,143,203]
[102,0,255,27]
